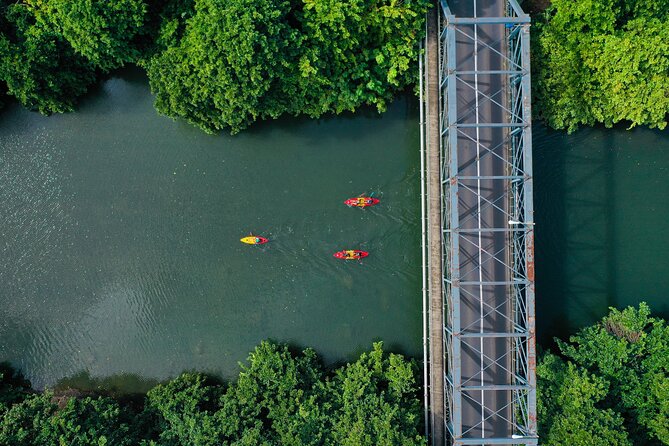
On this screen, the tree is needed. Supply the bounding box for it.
[0,366,30,415]
[145,341,425,445]
[581,19,669,129]
[293,0,429,117]
[324,342,425,446]
[217,341,326,446]
[532,0,669,131]
[0,3,96,114]
[148,0,194,53]
[146,0,428,134]
[1,342,426,445]
[31,0,147,71]
[537,353,631,446]
[145,373,225,446]
[145,0,302,134]
[0,393,56,446]
[557,303,669,444]
[0,391,141,446]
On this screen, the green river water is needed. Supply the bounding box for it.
[534,125,669,346]
[1,69,668,390]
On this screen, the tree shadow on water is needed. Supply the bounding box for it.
[53,371,160,400]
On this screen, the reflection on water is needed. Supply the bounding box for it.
[534,124,669,346]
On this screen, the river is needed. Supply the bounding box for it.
[1,69,668,390]
[534,124,669,346]
[0,69,422,390]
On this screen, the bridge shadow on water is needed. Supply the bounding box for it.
[534,125,618,348]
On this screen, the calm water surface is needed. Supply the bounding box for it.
[534,125,669,345]
[2,69,669,389]
[0,70,422,389]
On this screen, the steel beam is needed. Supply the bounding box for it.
[519,21,537,437]
[454,438,538,445]
[445,16,463,439]
[448,17,530,25]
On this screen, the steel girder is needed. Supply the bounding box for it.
[439,0,537,444]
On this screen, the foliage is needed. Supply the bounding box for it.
[0,392,140,446]
[146,373,225,445]
[0,365,31,414]
[557,303,669,444]
[0,3,96,114]
[0,342,426,445]
[537,353,631,446]
[31,0,148,71]
[532,0,669,132]
[539,303,669,445]
[216,341,325,445]
[325,343,424,445]
[0,0,425,130]
[146,0,428,134]
[293,0,429,117]
[148,0,195,53]
[147,341,426,445]
[145,0,302,134]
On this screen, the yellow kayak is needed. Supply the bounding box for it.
[240,235,268,245]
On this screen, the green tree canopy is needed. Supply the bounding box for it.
[31,0,148,71]
[146,341,426,445]
[0,392,140,446]
[0,0,426,130]
[0,342,427,445]
[533,0,669,131]
[146,0,428,134]
[557,303,669,444]
[538,303,669,445]
[537,353,631,446]
[0,2,96,114]
[325,343,424,445]
[145,0,302,134]
[294,0,429,117]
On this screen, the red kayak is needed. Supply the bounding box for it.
[334,250,369,260]
[344,197,380,208]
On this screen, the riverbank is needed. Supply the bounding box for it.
[0,341,427,446]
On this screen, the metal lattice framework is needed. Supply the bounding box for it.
[439,0,537,444]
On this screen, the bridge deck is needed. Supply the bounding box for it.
[424,0,538,444]
[448,0,511,440]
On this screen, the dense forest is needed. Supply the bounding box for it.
[0,0,428,133]
[532,0,669,132]
[0,342,426,445]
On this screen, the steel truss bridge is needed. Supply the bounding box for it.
[421,0,538,445]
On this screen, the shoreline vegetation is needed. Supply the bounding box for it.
[537,303,669,446]
[0,0,429,134]
[2,0,668,135]
[4,0,669,135]
[0,342,427,445]
[2,305,667,445]
[531,0,669,132]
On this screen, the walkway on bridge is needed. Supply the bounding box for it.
[423,0,538,445]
